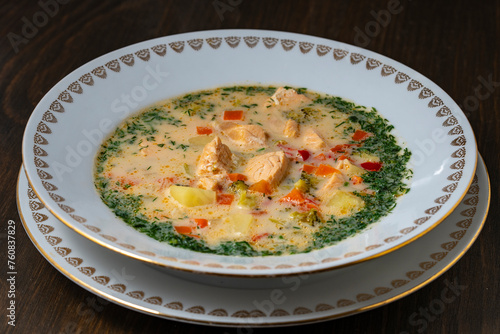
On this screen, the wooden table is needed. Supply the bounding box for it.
[1,0,498,333]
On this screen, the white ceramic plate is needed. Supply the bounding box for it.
[22,30,477,277]
[17,155,489,326]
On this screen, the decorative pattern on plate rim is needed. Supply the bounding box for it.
[22,170,481,320]
[28,34,471,270]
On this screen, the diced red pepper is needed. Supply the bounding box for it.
[228,173,247,182]
[249,180,273,195]
[223,110,244,120]
[252,233,269,242]
[352,130,370,141]
[315,164,340,177]
[196,126,213,135]
[297,150,310,161]
[217,193,234,205]
[361,162,382,171]
[194,218,208,228]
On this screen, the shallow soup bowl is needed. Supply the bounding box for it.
[22,30,477,285]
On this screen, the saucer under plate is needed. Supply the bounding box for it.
[17,156,489,327]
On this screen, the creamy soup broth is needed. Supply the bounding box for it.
[95,86,411,256]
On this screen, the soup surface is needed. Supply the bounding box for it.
[95,86,412,256]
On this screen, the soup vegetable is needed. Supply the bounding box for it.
[95,86,412,256]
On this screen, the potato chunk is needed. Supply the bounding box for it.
[188,135,215,146]
[324,190,364,217]
[227,213,253,237]
[169,185,216,207]
[335,159,366,178]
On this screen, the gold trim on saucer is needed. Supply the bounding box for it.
[16,155,490,326]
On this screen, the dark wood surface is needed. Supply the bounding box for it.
[1,0,498,333]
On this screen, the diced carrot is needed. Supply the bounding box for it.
[331,144,359,153]
[217,193,234,205]
[157,177,175,190]
[302,164,317,174]
[314,153,327,160]
[351,175,363,185]
[303,164,317,173]
[252,233,269,242]
[361,162,382,171]
[157,177,174,183]
[315,164,340,177]
[249,180,273,195]
[337,155,355,163]
[279,188,306,204]
[174,226,194,234]
[279,188,319,211]
[116,177,139,190]
[223,110,244,120]
[118,177,137,186]
[302,202,319,211]
[360,189,375,196]
[331,144,347,153]
[194,218,208,228]
[228,173,248,182]
[352,130,370,141]
[196,126,213,135]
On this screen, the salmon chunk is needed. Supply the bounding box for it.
[218,122,267,150]
[196,136,234,176]
[197,176,224,191]
[316,172,345,201]
[245,151,289,188]
[303,128,326,150]
[267,87,311,108]
[283,119,300,138]
[263,114,286,136]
